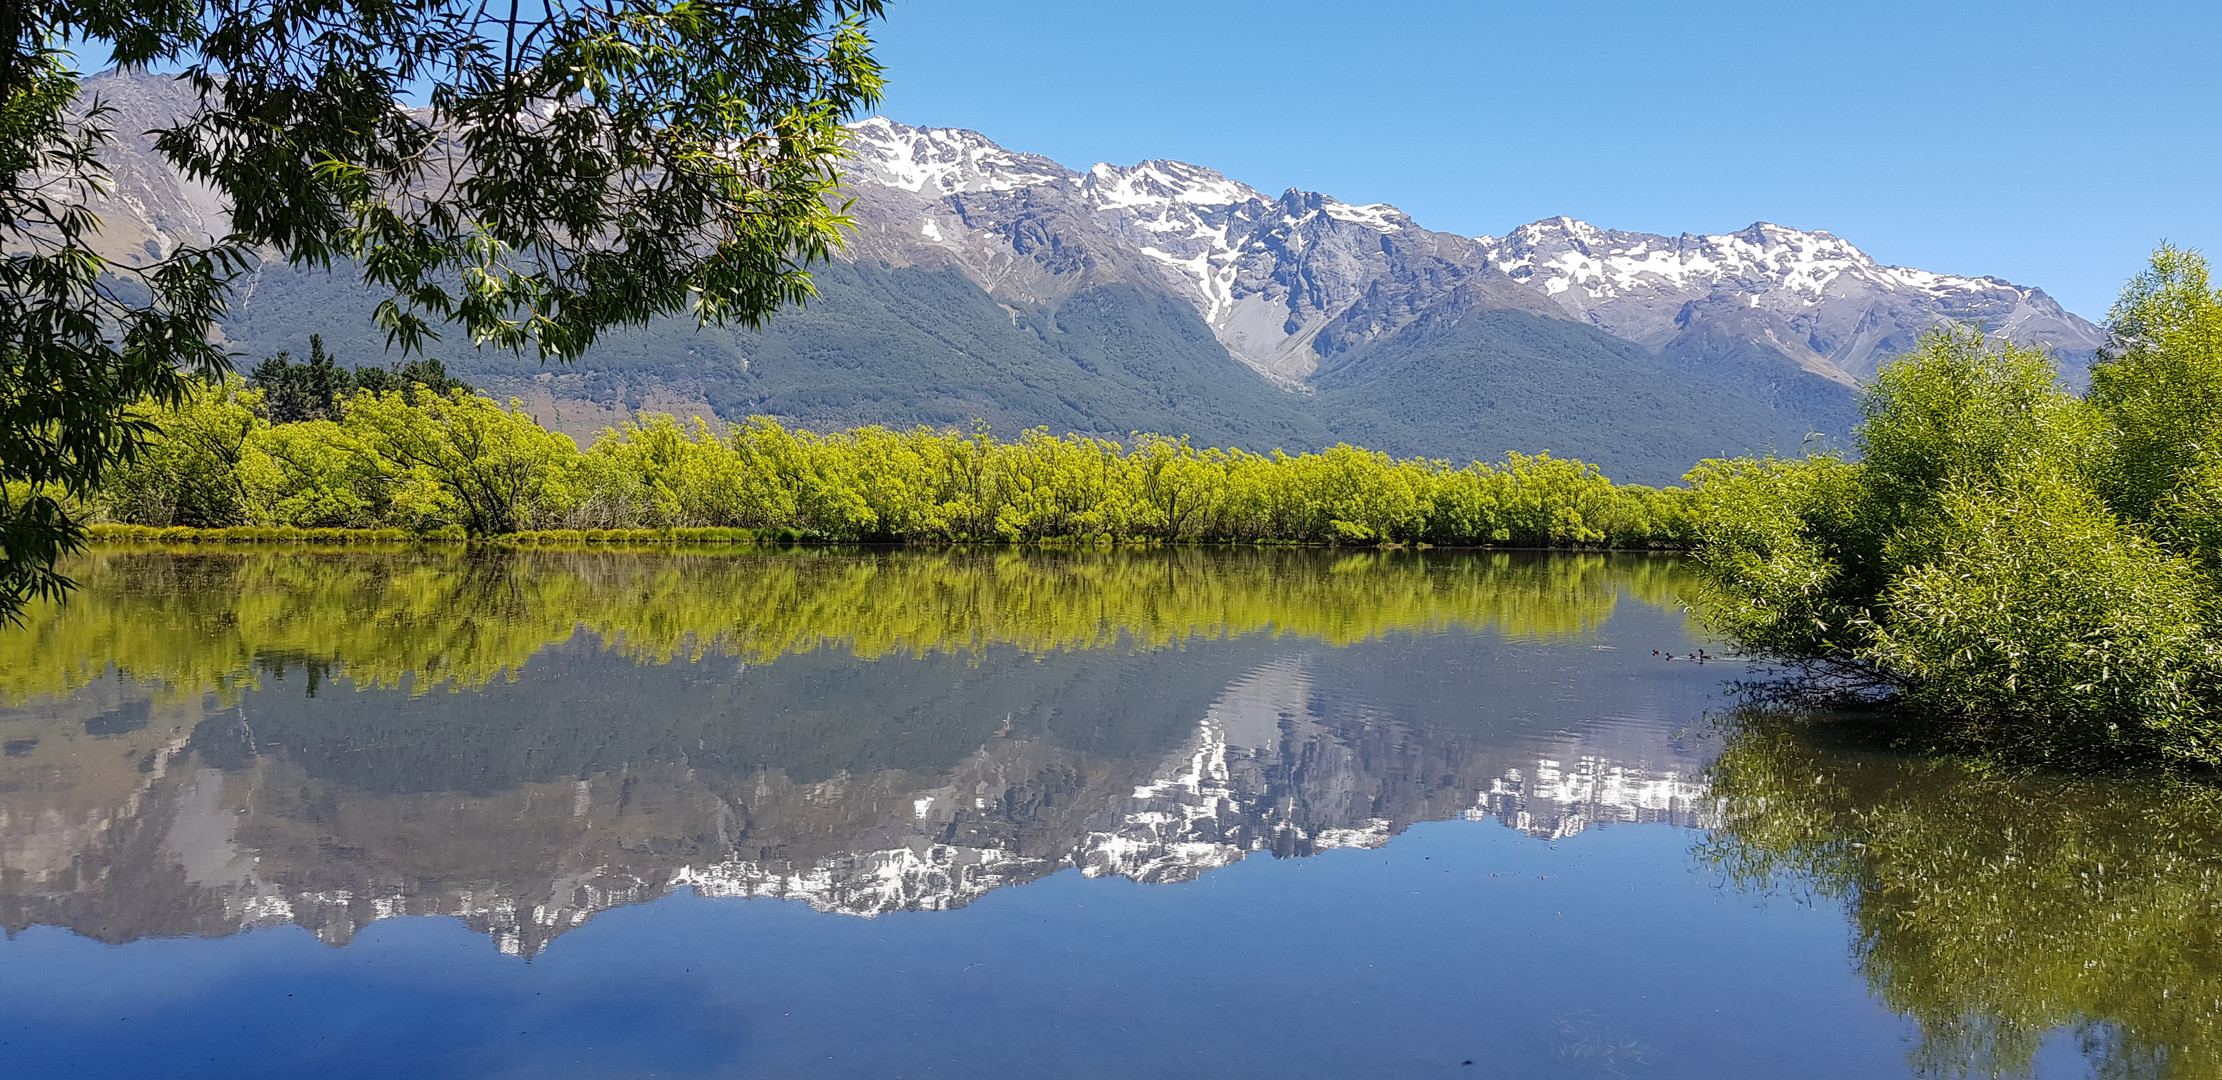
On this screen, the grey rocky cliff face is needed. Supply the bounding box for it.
[61,71,228,267]
[841,118,1561,386]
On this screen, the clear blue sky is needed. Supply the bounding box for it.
[869,0,2219,321]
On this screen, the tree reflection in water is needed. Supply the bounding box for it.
[0,545,1675,703]
[1703,711,2222,1079]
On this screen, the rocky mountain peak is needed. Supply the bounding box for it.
[1485,216,1918,303]
[836,119,1486,383]
[1478,216,2103,380]
[1081,158,1267,212]
[830,111,2103,402]
[844,116,1072,195]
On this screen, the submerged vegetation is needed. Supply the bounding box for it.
[1687,247,2222,767]
[81,372,1690,547]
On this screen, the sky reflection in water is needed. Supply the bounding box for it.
[0,549,2206,1078]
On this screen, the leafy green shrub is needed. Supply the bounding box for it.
[1686,452,1880,662]
[342,388,581,535]
[1689,252,2222,765]
[1871,475,2219,764]
[2088,243,2222,523]
[98,382,262,528]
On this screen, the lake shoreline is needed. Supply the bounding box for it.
[79,522,1694,551]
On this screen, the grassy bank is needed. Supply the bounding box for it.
[86,523,804,546]
[80,521,1692,549]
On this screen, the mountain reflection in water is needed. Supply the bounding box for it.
[8,548,2220,1079]
[0,549,1713,956]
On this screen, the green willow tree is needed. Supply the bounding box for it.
[2089,245,2222,561]
[1688,250,2222,766]
[88,386,1694,546]
[0,0,885,617]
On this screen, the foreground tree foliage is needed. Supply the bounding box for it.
[1689,247,2222,767]
[84,381,1692,548]
[0,0,885,618]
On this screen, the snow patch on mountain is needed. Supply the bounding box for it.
[1320,200,1407,232]
[1477,217,2105,381]
[1482,217,2013,307]
[1084,159,1267,211]
[1466,216,2106,384]
[844,116,1068,195]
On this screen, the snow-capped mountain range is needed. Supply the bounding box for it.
[839,117,2101,391]
[1483,217,2100,385]
[71,70,2106,480]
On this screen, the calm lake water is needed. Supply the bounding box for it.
[0,547,2215,1079]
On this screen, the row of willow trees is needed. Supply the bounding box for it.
[88,381,1690,546]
